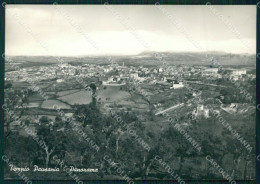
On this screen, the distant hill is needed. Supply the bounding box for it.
[124,51,255,66]
[6,52,256,67]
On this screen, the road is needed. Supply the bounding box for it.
[155,103,184,115]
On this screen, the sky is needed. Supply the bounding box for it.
[5,5,256,56]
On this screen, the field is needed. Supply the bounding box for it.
[98,87,131,103]
[57,89,81,97]
[58,90,92,105]
[25,102,41,108]
[41,100,71,109]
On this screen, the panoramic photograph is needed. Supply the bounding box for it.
[3,4,256,181]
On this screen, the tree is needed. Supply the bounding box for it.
[73,104,103,128]
[24,120,30,126]
[4,89,31,138]
[5,82,12,89]
[36,116,67,167]
[89,83,97,106]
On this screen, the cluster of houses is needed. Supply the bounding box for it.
[6,61,254,92]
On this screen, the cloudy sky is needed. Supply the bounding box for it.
[6,5,256,56]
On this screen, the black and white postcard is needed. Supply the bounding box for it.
[2,4,257,182]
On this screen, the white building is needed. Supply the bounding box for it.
[232,70,246,76]
[158,68,163,73]
[130,73,139,80]
[170,82,184,89]
[192,104,209,118]
[205,68,219,73]
[56,79,64,83]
